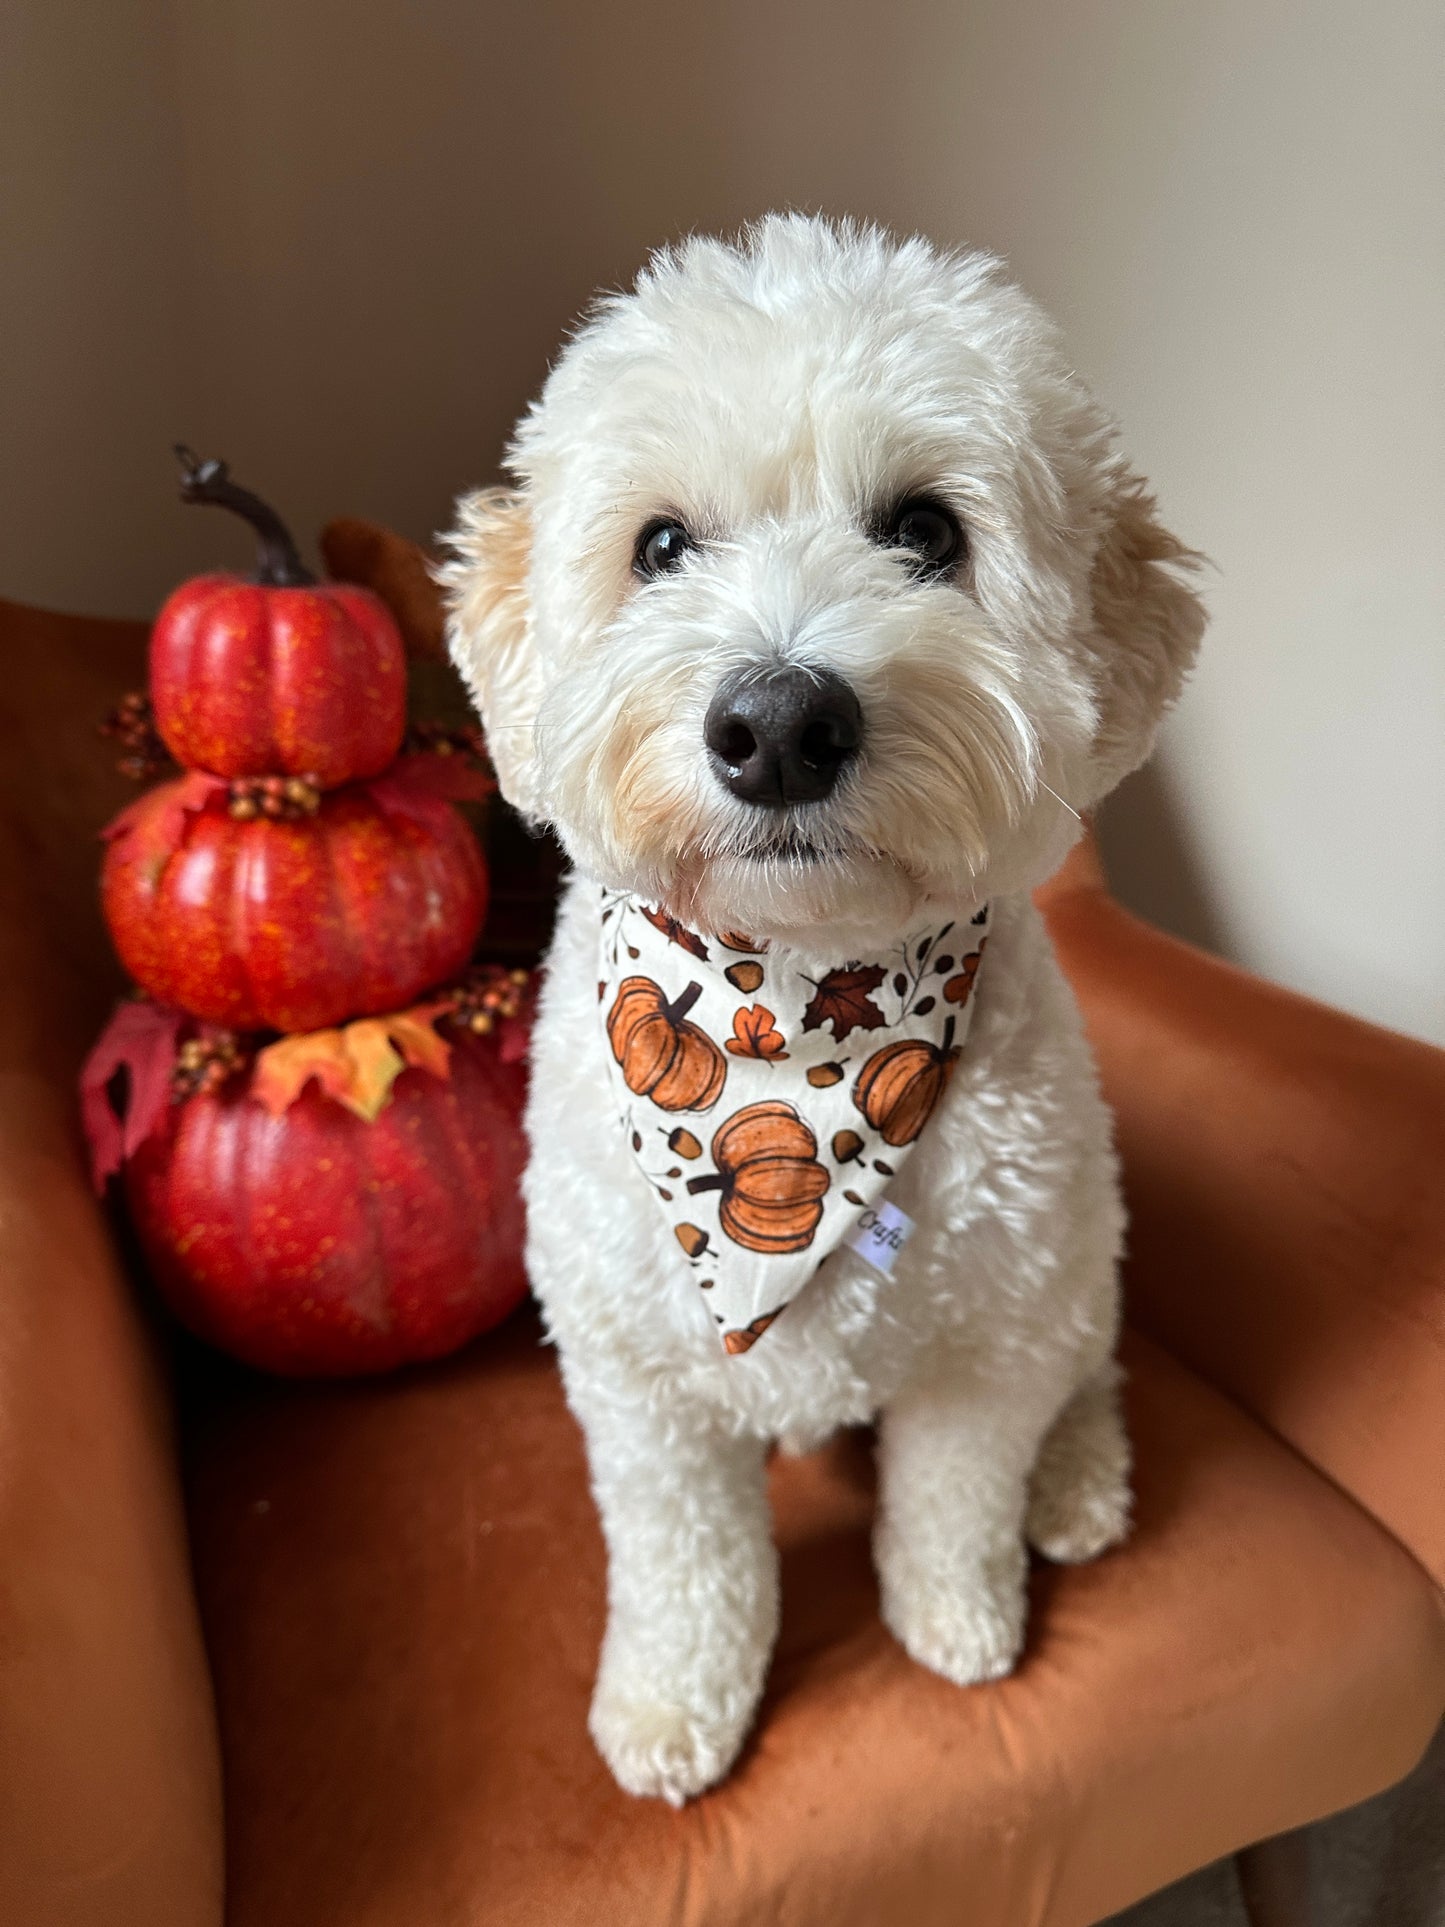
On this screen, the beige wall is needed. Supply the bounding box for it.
[4,1,1442,1039]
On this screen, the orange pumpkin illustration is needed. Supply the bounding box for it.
[686,1100,829,1253]
[607,977,727,1112]
[853,1015,962,1147]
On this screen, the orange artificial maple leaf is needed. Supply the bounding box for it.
[726,1003,789,1060]
[253,1001,454,1123]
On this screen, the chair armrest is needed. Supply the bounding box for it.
[1043,869,1445,1589]
[0,825,223,1927]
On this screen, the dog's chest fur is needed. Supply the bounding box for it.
[521,876,1123,1445]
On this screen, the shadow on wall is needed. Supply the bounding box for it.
[1098,761,1225,959]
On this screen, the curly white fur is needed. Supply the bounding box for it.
[443,214,1204,1804]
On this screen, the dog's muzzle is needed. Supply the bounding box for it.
[704,665,862,807]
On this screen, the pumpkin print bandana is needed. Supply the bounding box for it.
[598,891,990,1355]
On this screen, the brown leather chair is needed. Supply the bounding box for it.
[2,580,1442,1927]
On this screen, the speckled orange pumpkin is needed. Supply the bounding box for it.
[853,1015,961,1147]
[124,1026,527,1376]
[151,450,407,787]
[102,776,486,1033]
[606,978,727,1112]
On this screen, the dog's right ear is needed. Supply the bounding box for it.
[440,487,544,820]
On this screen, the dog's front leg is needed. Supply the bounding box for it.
[875,1363,1068,1687]
[566,1370,777,1805]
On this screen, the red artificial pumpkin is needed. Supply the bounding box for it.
[149,449,407,787]
[124,1025,528,1376]
[102,767,487,1033]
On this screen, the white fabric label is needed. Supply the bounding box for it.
[843,1198,917,1278]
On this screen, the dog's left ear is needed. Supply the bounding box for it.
[1085,474,1206,789]
[440,487,545,820]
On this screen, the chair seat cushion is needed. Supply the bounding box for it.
[182,1317,1445,1927]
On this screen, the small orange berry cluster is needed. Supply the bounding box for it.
[100,690,173,782]
[173,1028,247,1098]
[445,965,531,1036]
[226,773,323,821]
[403,719,489,763]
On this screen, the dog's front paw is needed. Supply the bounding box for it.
[589,1678,754,1806]
[879,1541,1027,1688]
[1026,1374,1132,1564]
[1026,1463,1130,1564]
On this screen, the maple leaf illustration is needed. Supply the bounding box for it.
[800,963,887,1041]
[639,904,711,961]
[943,943,986,1007]
[726,1003,789,1060]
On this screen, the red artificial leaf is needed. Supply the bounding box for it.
[100,769,226,881]
[801,963,887,1041]
[79,1000,184,1192]
[365,751,494,831]
[726,1003,789,1060]
[639,904,711,961]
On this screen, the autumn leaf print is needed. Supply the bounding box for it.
[943,944,985,1008]
[639,904,711,961]
[726,1003,789,1060]
[800,962,888,1041]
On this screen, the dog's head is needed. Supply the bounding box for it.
[443,215,1203,950]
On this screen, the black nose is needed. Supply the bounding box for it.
[704,666,862,807]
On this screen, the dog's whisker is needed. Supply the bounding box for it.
[1038,780,1082,823]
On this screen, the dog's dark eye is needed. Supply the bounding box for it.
[634,519,694,578]
[881,496,963,577]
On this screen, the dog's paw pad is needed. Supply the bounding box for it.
[589,1689,746,1806]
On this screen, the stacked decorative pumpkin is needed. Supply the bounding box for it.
[82,451,530,1375]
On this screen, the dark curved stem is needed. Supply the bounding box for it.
[173,444,315,587]
[939,1014,957,1056]
[664,981,704,1025]
[686,1173,726,1195]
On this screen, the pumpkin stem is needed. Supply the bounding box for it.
[686,1173,725,1195]
[939,1014,957,1055]
[174,445,317,588]
[664,981,704,1025]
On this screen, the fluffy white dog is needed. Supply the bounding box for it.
[443,214,1203,1805]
